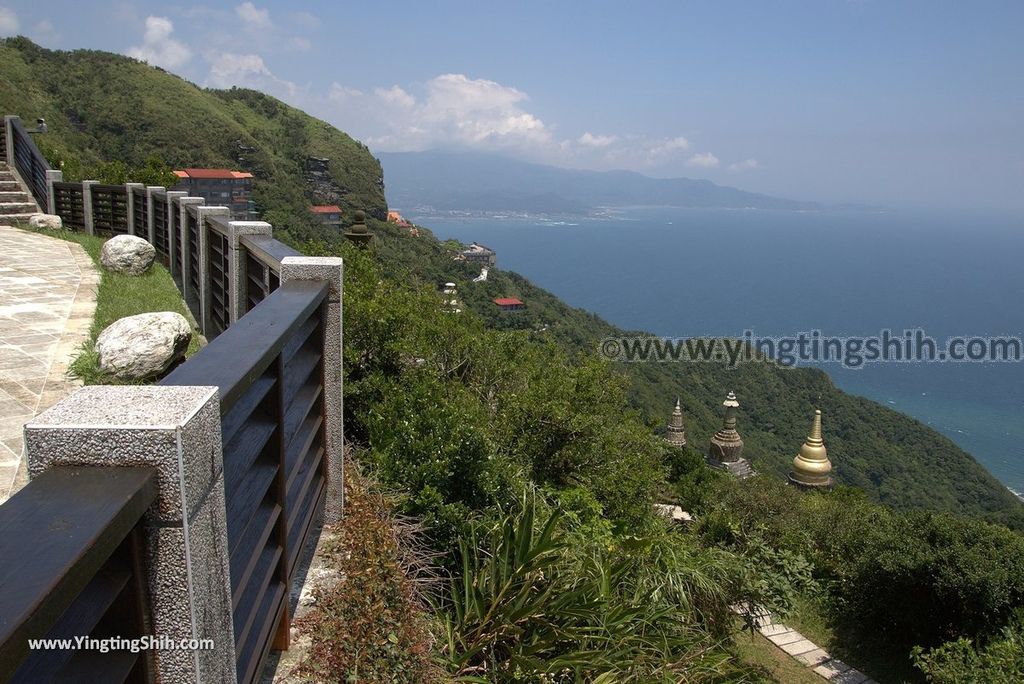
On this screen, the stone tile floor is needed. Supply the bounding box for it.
[0,224,98,503]
[734,603,878,683]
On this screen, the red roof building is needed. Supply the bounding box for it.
[174,169,253,180]
[310,205,343,227]
[493,297,524,311]
[171,169,255,219]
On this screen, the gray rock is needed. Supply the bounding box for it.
[28,213,63,230]
[95,312,191,380]
[100,234,156,275]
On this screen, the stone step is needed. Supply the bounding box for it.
[0,213,37,224]
[0,191,32,202]
[0,181,19,191]
[0,202,38,215]
[0,174,17,183]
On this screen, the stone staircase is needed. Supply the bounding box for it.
[0,162,40,223]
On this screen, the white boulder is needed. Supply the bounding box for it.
[653,504,694,524]
[95,312,191,380]
[28,213,63,230]
[100,235,156,275]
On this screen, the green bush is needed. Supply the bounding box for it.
[437,495,747,682]
[694,475,1024,669]
[912,613,1024,683]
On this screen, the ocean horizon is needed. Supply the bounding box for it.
[415,206,1024,497]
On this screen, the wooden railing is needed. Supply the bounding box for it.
[52,181,85,230]
[152,189,171,266]
[162,280,329,682]
[8,116,48,209]
[2,112,343,684]
[90,184,129,235]
[0,467,158,682]
[131,186,147,238]
[241,235,293,311]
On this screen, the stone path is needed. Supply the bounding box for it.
[0,223,98,503]
[735,604,877,683]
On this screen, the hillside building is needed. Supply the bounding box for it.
[441,282,463,313]
[387,210,411,226]
[461,243,496,266]
[310,205,343,227]
[172,168,254,219]
[493,297,524,311]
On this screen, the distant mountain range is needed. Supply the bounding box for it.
[379,150,819,214]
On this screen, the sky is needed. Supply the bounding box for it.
[1,1,1022,211]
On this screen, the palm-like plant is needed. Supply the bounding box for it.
[436,495,748,682]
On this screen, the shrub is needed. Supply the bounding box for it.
[297,460,443,683]
[912,613,1024,683]
[437,494,749,682]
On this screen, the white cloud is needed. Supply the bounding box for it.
[0,6,20,35]
[205,51,297,98]
[687,152,720,168]
[645,136,690,161]
[127,17,191,70]
[32,19,60,44]
[578,132,618,148]
[374,85,415,109]
[290,11,319,31]
[329,73,552,152]
[236,2,271,30]
[317,73,748,176]
[288,36,311,52]
[728,158,759,172]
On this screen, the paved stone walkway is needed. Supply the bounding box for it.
[0,224,98,503]
[735,604,877,683]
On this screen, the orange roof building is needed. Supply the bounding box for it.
[171,168,255,219]
[310,205,343,227]
[493,297,524,311]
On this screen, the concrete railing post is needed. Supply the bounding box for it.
[24,386,238,683]
[165,191,188,278]
[281,256,345,522]
[45,169,63,216]
[195,206,231,337]
[81,180,98,236]
[226,220,272,323]
[125,182,144,235]
[145,186,164,245]
[3,116,15,166]
[177,197,205,309]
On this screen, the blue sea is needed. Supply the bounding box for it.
[413,207,1024,496]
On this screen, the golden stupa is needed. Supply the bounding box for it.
[789,409,834,488]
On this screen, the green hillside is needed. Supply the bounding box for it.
[0,37,386,232]
[336,219,1024,530]
[2,37,1021,529]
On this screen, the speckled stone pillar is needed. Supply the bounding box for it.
[81,180,98,236]
[23,386,238,684]
[46,170,64,216]
[124,182,143,235]
[226,220,272,323]
[3,116,15,166]
[281,256,344,522]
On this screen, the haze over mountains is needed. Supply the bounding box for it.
[379,150,819,214]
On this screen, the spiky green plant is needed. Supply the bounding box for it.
[436,495,750,682]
